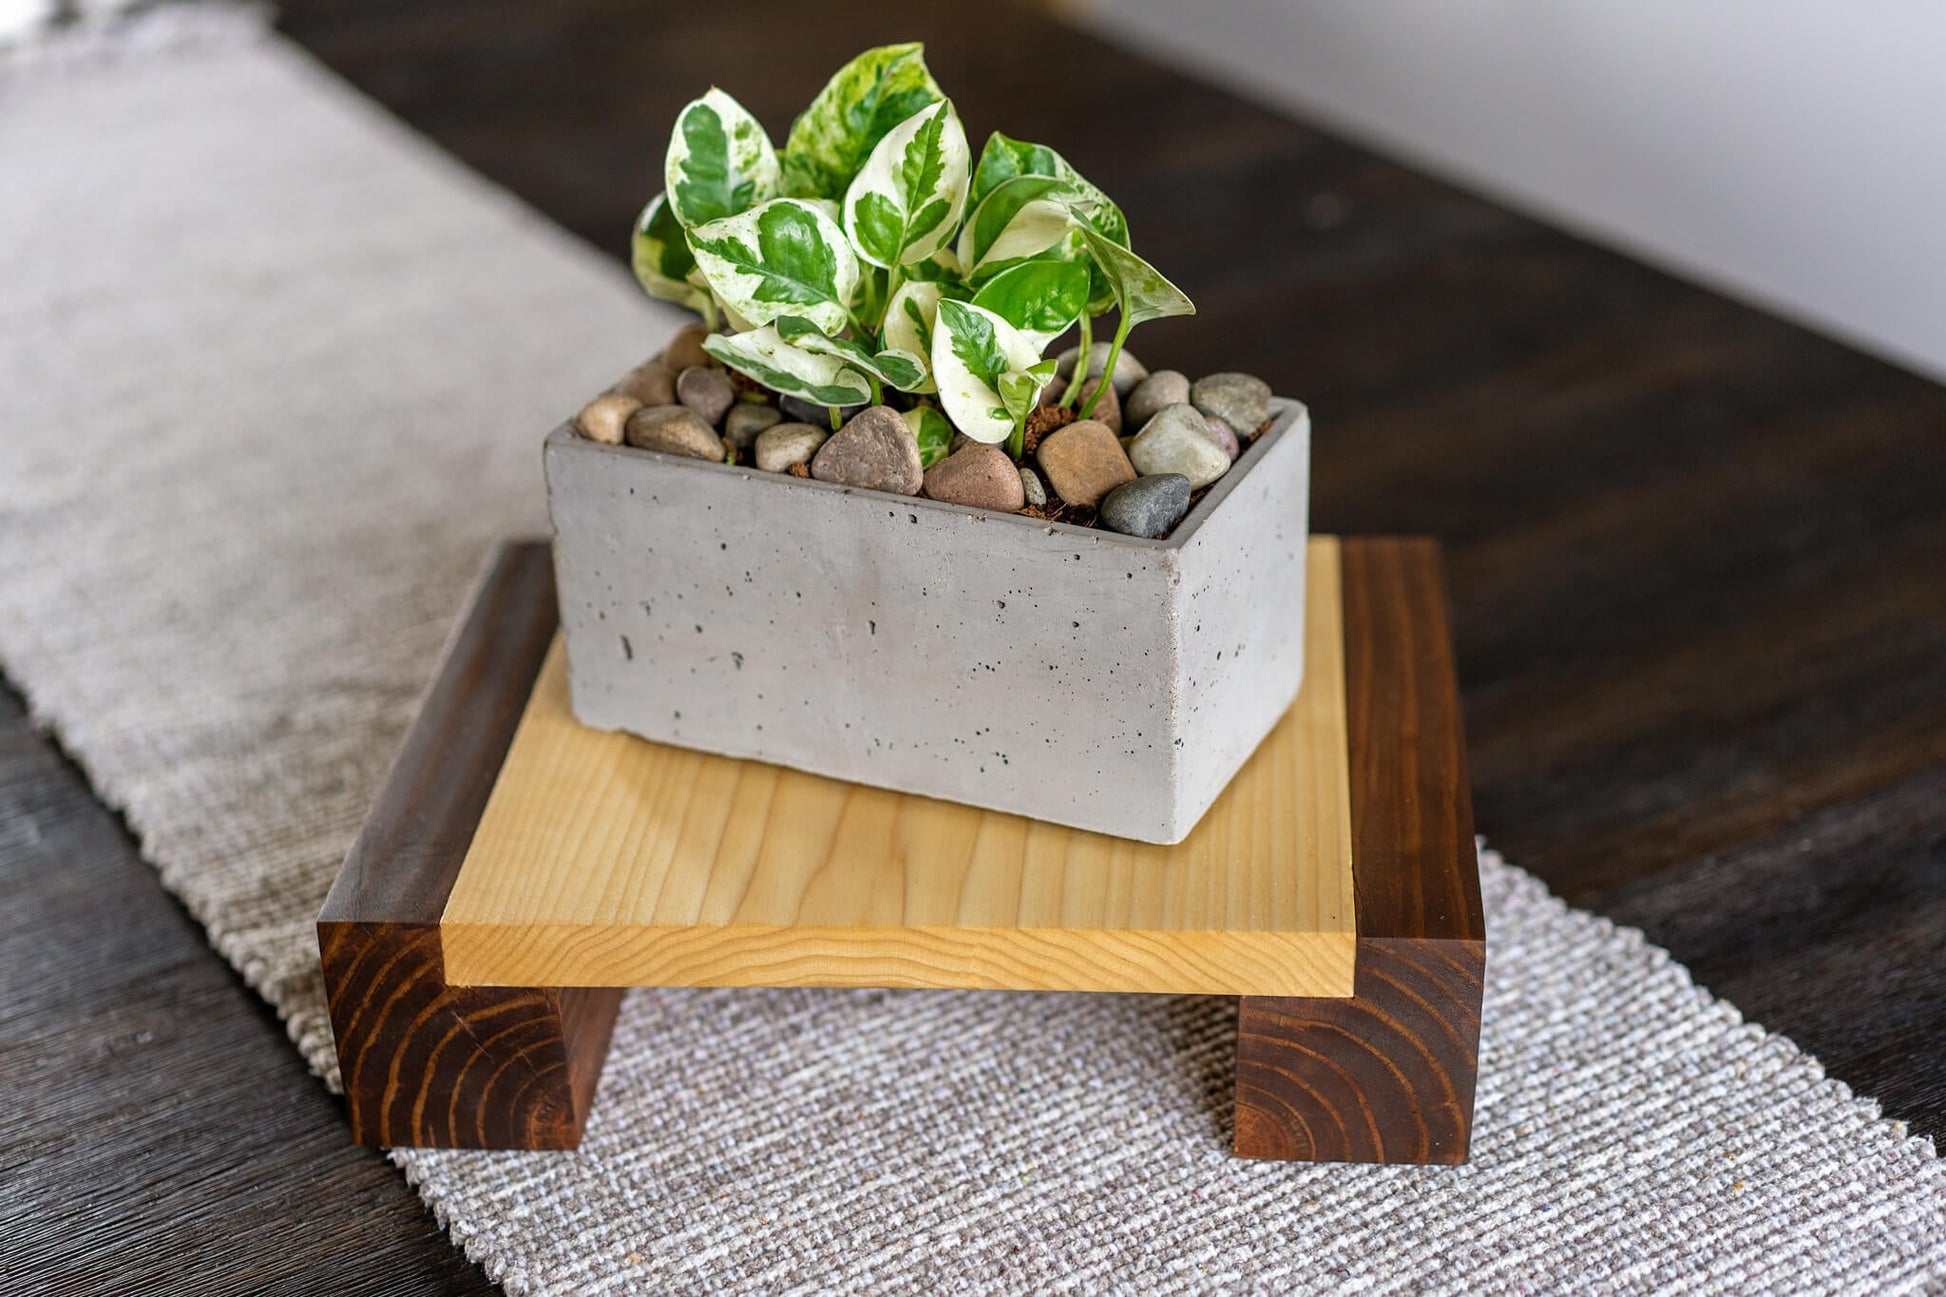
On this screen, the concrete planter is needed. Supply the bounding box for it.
[544,399,1310,843]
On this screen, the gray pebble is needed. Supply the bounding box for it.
[1018,465,1047,508]
[1128,403,1230,488]
[625,404,724,460]
[677,365,735,426]
[1190,371,1270,436]
[1056,341,1148,396]
[1124,369,1189,429]
[753,422,828,472]
[1099,474,1192,538]
[810,406,923,495]
[723,401,782,453]
[781,394,865,425]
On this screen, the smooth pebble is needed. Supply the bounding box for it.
[1036,419,1135,508]
[574,393,640,445]
[609,359,676,406]
[810,406,923,494]
[752,422,827,472]
[625,404,724,460]
[923,443,1025,512]
[662,322,713,373]
[1129,403,1230,488]
[1190,371,1271,436]
[677,365,735,426]
[1124,369,1189,429]
[723,401,782,452]
[1018,465,1047,508]
[1056,341,1148,396]
[1100,474,1192,538]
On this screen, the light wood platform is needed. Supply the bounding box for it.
[319,537,1484,1163]
[439,540,1355,997]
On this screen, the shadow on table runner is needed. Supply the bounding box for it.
[1,33,1940,1297]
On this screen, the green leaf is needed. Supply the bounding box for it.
[780,43,946,200]
[970,259,1089,347]
[955,175,1077,281]
[664,89,780,229]
[1076,225,1196,327]
[969,133,1127,309]
[932,299,1049,444]
[630,191,712,314]
[772,315,928,391]
[842,100,970,268]
[688,198,861,334]
[902,405,954,467]
[998,364,1052,427]
[702,326,872,407]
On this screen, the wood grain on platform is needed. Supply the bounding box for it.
[1236,539,1485,1163]
[438,539,1356,997]
[317,545,622,1149]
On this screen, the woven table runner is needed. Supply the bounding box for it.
[3,35,1942,1296]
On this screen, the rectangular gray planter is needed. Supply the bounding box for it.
[544,399,1310,843]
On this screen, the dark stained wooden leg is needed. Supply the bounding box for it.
[1235,538,1487,1163]
[318,542,622,1149]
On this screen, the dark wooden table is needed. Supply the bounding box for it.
[8,1,1943,1292]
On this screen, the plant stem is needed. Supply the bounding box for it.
[866,374,884,406]
[827,405,843,431]
[1007,420,1026,461]
[883,263,905,334]
[701,296,720,334]
[1077,313,1129,421]
[1059,313,1093,409]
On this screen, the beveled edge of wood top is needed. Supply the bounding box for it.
[317,541,621,1148]
[1235,537,1485,1164]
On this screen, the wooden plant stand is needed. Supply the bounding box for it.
[318,536,1484,1164]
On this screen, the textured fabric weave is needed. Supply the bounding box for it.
[2,37,1942,1296]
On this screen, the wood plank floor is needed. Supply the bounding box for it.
[5,1,1942,1290]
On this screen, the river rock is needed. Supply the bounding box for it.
[1191,371,1271,435]
[1035,419,1135,509]
[924,443,1025,512]
[1124,369,1189,429]
[753,422,827,472]
[1129,403,1231,488]
[1056,341,1148,396]
[574,394,640,445]
[811,406,923,494]
[609,359,676,406]
[677,365,735,426]
[723,401,782,453]
[1099,474,1192,538]
[662,322,713,372]
[1018,465,1047,508]
[1072,376,1121,434]
[1201,414,1241,461]
[625,404,724,460]
[781,394,866,425]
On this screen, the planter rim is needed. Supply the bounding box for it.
[545,397,1306,552]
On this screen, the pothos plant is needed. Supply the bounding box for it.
[632,42,1195,463]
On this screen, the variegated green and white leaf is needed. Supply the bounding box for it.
[780,43,946,200]
[970,259,1089,349]
[931,299,1048,444]
[664,89,780,229]
[998,360,1057,428]
[1077,225,1196,327]
[955,175,1078,282]
[701,326,872,408]
[772,316,927,392]
[902,405,954,468]
[969,132,1127,309]
[630,191,712,314]
[882,281,943,392]
[903,245,967,285]
[688,198,860,334]
[842,100,970,268]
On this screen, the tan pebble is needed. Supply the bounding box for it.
[1074,376,1121,434]
[662,322,714,372]
[1036,419,1135,509]
[610,359,675,406]
[753,422,828,472]
[575,393,640,444]
[624,404,724,460]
